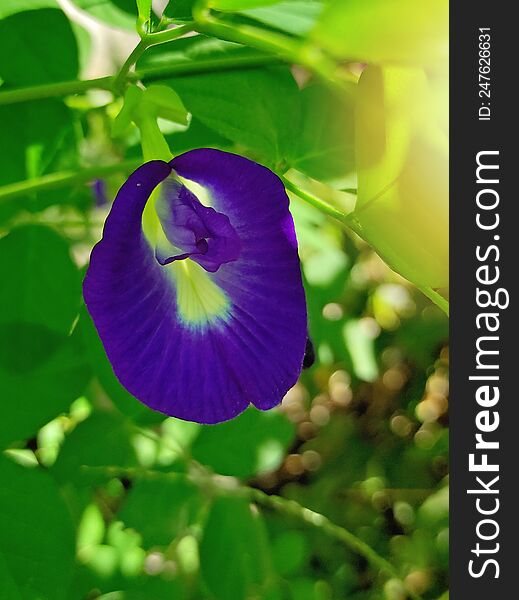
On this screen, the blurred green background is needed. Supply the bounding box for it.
[0,1,449,599]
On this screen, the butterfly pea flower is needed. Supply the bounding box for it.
[83,149,308,424]
[92,179,109,208]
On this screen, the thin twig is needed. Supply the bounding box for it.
[113,23,194,93]
[0,160,141,202]
[80,463,419,597]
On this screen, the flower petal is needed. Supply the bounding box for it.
[155,176,241,272]
[84,150,307,423]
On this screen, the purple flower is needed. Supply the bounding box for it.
[92,179,109,207]
[83,149,307,424]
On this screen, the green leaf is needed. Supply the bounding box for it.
[163,0,196,21]
[0,9,78,87]
[208,0,281,9]
[0,99,79,227]
[0,100,75,186]
[0,455,76,600]
[52,411,138,485]
[0,0,57,20]
[95,579,186,600]
[0,225,90,448]
[290,83,355,181]
[142,85,189,125]
[272,531,308,576]
[0,553,22,600]
[165,117,231,154]
[112,86,145,138]
[241,1,323,36]
[0,226,81,333]
[119,478,201,547]
[137,33,270,75]
[71,0,138,30]
[136,0,151,20]
[191,407,295,478]
[200,497,271,599]
[169,66,300,164]
[287,577,330,600]
[312,0,448,66]
[0,327,91,449]
[354,65,449,288]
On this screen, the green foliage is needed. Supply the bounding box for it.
[135,0,151,21]
[0,101,75,186]
[163,0,196,21]
[292,82,355,181]
[0,1,449,599]
[169,66,299,165]
[209,0,281,10]
[53,411,138,485]
[0,226,81,332]
[271,531,309,576]
[0,98,78,224]
[159,51,354,177]
[0,226,90,448]
[71,0,138,29]
[119,477,200,547]
[0,0,57,20]
[200,497,271,599]
[0,455,75,599]
[312,0,448,65]
[0,8,78,86]
[239,1,323,35]
[191,407,295,477]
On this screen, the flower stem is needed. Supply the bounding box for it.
[0,76,114,106]
[239,488,422,600]
[192,7,353,88]
[113,23,195,93]
[0,160,142,203]
[280,175,361,233]
[0,14,348,107]
[282,176,450,316]
[134,53,279,83]
[136,114,173,162]
[415,285,450,316]
[113,38,148,94]
[0,52,279,107]
[241,486,398,576]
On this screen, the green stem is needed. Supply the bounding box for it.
[282,176,450,316]
[0,52,279,107]
[192,7,355,88]
[80,464,412,592]
[246,488,423,600]
[416,285,450,316]
[281,175,360,233]
[0,76,114,106]
[241,486,398,578]
[195,7,299,57]
[133,53,280,83]
[136,114,173,162]
[114,38,148,93]
[0,160,141,203]
[113,23,194,93]
[0,16,348,107]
